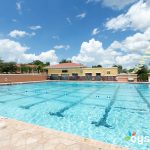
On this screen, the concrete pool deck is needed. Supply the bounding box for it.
[0,117,129,150]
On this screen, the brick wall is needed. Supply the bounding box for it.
[0,74,47,83]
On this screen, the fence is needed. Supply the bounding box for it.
[0,74,47,83]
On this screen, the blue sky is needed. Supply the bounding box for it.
[0,0,150,67]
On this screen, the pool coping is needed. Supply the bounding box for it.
[0,116,129,150]
[0,80,149,86]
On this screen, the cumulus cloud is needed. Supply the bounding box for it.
[54,45,70,50]
[29,25,42,30]
[76,13,86,19]
[86,0,137,9]
[9,30,36,38]
[0,39,58,64]
[72,38,121,67]
[72,31,150,68]
[92,28,100,35]
[115,54,141,66]
[105,0,150,32]
[109,27,150,53]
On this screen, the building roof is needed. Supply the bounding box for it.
[47,63,85,69]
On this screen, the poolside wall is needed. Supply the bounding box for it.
[0,74,47,83]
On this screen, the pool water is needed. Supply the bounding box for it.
[0,82,149,150]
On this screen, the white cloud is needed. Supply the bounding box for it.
[115,54,141,66]
[86,0,137,9]
[9,30,36,38]
[72,38,121,67]
[0,39,58,64]
[16,1,22,14]
[86,0,101,3]
[109,27,150,54]
[54,45,70,50]
[105,0,150,32]
[76,13,86,19]
[92,28,100,35]
[102,0,138,10]
[72,32,150,68]
[29,25,42,30]
[66,17,72,25]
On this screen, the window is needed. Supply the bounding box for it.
[72,73,78,76]
[51,74,59,80]
[96,73,101,76]
[62,70,68,73]
[85,73,92,76]
[107,71,111,74]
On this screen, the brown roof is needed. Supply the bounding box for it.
[49,63,85,69]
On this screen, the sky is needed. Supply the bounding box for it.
[0,0,150,68]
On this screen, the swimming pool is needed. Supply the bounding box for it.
[0,82,149,150]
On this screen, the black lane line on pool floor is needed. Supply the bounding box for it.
[0,86,67,98]
[19,86,102,109]
[19,94,73,109]
[91,85,120,128]
[19,87,82,109]
[114,106,147,112]
[0,88,48,103]
[135,86,150,111]
[49,86,105,117]
[0,91,46,104]
[20,94,73,109]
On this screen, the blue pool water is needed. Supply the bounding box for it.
[0,82,150,150]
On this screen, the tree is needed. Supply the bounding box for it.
[45,62,50,66]
[92,65,102,68]
[0,59,3,73]
[128,68,134,73]
[31,60,44,66]
[59,59,72,64]
[112,65,124,74]
[29,60,49,73]
[37,65,43,73]
[122,69,128,73]
[20,65,29,73]
[1,62,17,73]
[136,65,148,82]
[28,67,33,73]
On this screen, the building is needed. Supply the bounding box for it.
[148,74,150,82]
[117,73,138,82]
[46,62,118,81]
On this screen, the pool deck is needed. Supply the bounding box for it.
[0,117,129,150]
